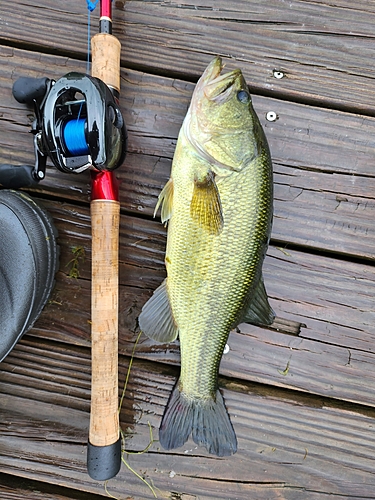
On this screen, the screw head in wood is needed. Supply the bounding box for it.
[266,111,278,122]
[273,70,284,79]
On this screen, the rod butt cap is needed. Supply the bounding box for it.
[87,438,122,480]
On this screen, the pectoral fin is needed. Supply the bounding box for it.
[190,172,223,235]
[154,178,174,224]
[241,277,275,326]
[138,279,179,343]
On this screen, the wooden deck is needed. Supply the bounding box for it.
[1,1,375,498]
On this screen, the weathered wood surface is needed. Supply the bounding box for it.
[0,473,106,500]
[28,199,375,409]
[1,0,375,498]
[1,47,375,260]
[3,0,375,113]
[1,338,375,499]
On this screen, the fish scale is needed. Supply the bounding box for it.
[139,57,274,456]
[168,138,271,397]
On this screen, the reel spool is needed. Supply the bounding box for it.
[0,73,127,188]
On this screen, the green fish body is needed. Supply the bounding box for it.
[139,57,274,456]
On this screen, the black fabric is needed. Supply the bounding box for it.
[0,190,59,362]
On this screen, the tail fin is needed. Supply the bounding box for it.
[159,381,237,457]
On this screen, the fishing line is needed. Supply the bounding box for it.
[86,0,99,74]
[60,0,100,157]
[102,330,158,497]
[62,118,89,156]
[116,330,158,498]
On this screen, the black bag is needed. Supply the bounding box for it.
[0,190,59,361]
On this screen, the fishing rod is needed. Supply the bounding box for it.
[87,0,123,481]
[0,0,126,481]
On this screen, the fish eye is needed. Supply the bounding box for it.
[237,90,251,104]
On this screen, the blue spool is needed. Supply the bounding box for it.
[63,118,89,156]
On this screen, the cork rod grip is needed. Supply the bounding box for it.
[91,33,121,93]
[88,200,121,480]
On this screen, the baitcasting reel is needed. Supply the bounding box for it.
[0,72,127,189]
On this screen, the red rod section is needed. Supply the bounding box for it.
[100,0,112,20]
[91,171,119,202]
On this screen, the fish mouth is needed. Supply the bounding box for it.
[184,57,248,172]
[200,57,243,102]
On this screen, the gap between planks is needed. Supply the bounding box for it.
[3,1,375,116]
[1,339,375,499]
[1,48,375,261]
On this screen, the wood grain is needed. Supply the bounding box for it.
[1,339,375,499]
[1,48,375,260]
[1,1,375,496]
[0,473,105,500]
[3,0,375,113]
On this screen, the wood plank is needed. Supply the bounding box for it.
[1,48,375,259]
[0,473,106,500]
[1,1,375,498]
[3,0,375,113]
[1,339,375,499]
[19,199,374,408]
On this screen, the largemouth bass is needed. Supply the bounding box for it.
[139,57,274,456]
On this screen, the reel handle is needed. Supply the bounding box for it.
[12,77,51,104]
[0,164,39,189]
[0,77,49,189]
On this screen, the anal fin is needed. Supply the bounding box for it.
[138,279,178,343]
[241,276,275,326]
